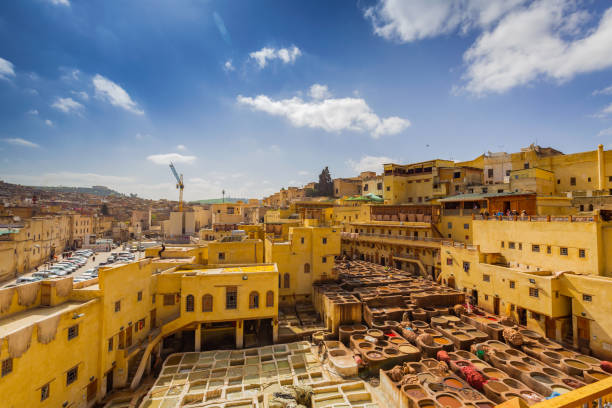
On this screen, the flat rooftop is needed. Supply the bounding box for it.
[0,299,93,337]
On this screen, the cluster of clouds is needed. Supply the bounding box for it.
[366,0,612,96]
[347,155,396,173]
[237,84,410,139]
[223,45,302,73]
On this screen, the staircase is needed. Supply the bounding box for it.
[127,348,145,385]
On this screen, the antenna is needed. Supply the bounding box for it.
[222,189,225,203]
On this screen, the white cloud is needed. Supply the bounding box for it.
[60,68,79,81]
[51,97,84,113]
[597,103,612,117]
[237,85,410,138]
[146,153,196,165]
[598,127,612,137]
[298,170,310,176]
[462,2,612,95]
[25,88,39,95]
[45,119,54,127]
[71,90,89,100]
[347,155,395,173]
[3,138,40,148]
[593,85,612,96]
[224,60,235,72]
[27,109,39,115]
[92,74,144,115]
[365,0,526,42]
[49,0,70,6]
[366,1,612,95]
[176,144,187,151]
[0,57,16,80]
[249,46,301,68]
[309,84,332,100]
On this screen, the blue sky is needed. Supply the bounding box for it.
[1,0,612,200]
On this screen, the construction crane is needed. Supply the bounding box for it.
[169,162,184,212]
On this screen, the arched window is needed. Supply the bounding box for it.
[266,291,274,307]
[249,291,259,309]
[283,273,290,288]
[185,295,194,312]
[202,294,213,312]
[304,263,310,274]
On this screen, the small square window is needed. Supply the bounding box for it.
[463,261,470,272]
[1,358,12,377]
[518,243,522,250]
[41,383,50,401]
[588,177,592,182]
[322,237,327,245]
[218,252,225,261]
[529,287,539,298]
[163,294,175,306]
[68,324,79,340]
[322,256,327,263]
[509,281,515,289]
[485,295,489,301]
[570,177,576,186]
[531,312,540,321]
[447,222,452,229]
[560,247,568,256]
[137,291,143,301]
[114,301,121,312]
[583,294,592,302]
[108,337,113,352]
[508,242,515,249]
[579,249,586,258]
[532,244,540,252]
[300,237,304,244]
[501,241,505,248]
[446,258,453,266]
[386,186,390,191]
[483,274,490,282]
[463,224,469,230]
[547,246,551,254]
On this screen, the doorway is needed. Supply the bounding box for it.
[126,326,133,348]
[150,309,157,329]
[244,318,273,348]
[471,289,478,306]
[545,316,556,339]
[576,317,590,349]
[181,330,195,352]
[517,307,527,325]
[447,276,456,289]
[493,296,500,315]
[105,369,114,394]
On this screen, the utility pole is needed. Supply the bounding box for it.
[222,189,225,203]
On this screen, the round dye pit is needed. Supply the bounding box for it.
[366,351,382,359]
[436,394,462,408]
[403,385,427,399]
[399,344,419,354]
[564,359,589,370]
[586,370,609,381]
[576,355,600,365]
[509,361,529,371]
[531,373,553,384]
[444,378,464,389]
[434,337,451,345]
[502,378,522,389]
[551,386,570,395]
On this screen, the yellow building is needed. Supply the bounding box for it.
[265,226,340,305]
[439,213,612,359]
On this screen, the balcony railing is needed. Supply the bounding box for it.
[341,232,443,243]
[472,214,596,222]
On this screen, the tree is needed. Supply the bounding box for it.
[316,167,333,197]
[101,203,109,216]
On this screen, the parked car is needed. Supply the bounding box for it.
[17,276,41,284]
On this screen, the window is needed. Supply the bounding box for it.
[266,290,274,307]
[137,291,143,301]
[300,237,304,244]
[386,186,390,191]
[114,301,121,312]
[579,249,586,258]
[202,294,213,312]
[501,241,504,248]
[463,262,470,272]
[152,294,156,304]
[67,366,78,385]
[529,287,539,298]
[163,294,175,306]
[483,274,490,282]
[508,242,515,249]
[446,258,453,266]
[524,162,529,169]
[485,295,489,301]
[185,295,194,312]
[249,291,259,309]
[283,273,290,288]
[447,222,452,229]
[531,312,540,321]
[322,237,327,244]
[226,287,237,309]
[304,263,310,273]
[532,244,540,252]
[518,243,522,250]
[583,294,592,302]
[1,358,12,377]
[41,383,50,401]
[547,246,551,254]
[487,168,494,177]
[557,179,561,184]
[377,182,383,190]
[363,184,368,191]
[588,177,592,182]
[570,177,576,186]
[68,324,79,340]
[560,247,568,256]
[509,280,515,289]
[218,252,225,261]
[463,224,469,230]
[453,171,461,179]
[108,337,113,352]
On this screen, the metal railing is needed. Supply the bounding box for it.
[341,232,443,243]
[472,215,596,222]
